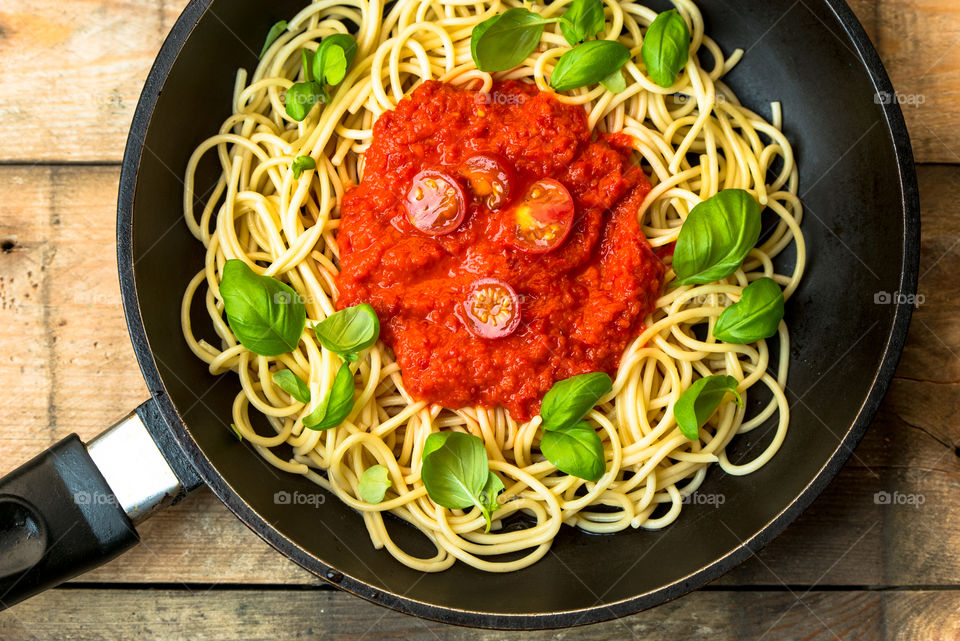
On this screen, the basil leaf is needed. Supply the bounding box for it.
[472,8,547,72]
[358,465,392,504]
[600,68,626,93]
[285,81,323,121]
[673,375,743,440]
[560,0,605,46]
[313,34,357,86]
[540,372,613,431]
[272,369,311,403]
[313,303,380,361]
[421,431,494,528]
[713,278,785,344]
[303,362,355,430]
[479,471,504,533]
[540,422,606,481]
[672,189,762,286]
[550,40,630,92]
[260,20,288,58]
[219,259,305,356]
[641,9,691,88]
[301,48,314,82]
[291,155,316,179]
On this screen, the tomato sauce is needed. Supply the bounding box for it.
[335,80,664,421]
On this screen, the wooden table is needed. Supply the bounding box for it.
[0,1,957,638]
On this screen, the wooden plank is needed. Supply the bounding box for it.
[0,163,958,589]
[0,587,931,640]
[0,0,956,162]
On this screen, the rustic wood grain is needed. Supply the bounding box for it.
[0,1,955,162]
[0,164,958,593]
[3,588,947,641]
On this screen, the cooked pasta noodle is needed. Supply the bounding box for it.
[181,0,804,572]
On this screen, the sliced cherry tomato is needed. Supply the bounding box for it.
[459,154,514,211]
[404,170,466,235]
[462,278,521,340]
[504,179,575,254]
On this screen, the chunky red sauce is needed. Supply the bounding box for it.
[335,80,664,420]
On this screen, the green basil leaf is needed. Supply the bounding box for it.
[673,375,743,440]
[540,422,606,481]
[358,465,392,504]
[713,278,785,344]
[472,8,547,72]
[272,369,311,403]
[303,362,355,430]
[285,81,323,121]
[550,40,631,92]
[301,48,314,82]
[229,423,243,441]
[599,68,626,93]
[672,189,762,286]
[540,372,613,431]
[291,155,316,179]
[478,471,504,533]
[421,431,489,510]
[219,259,306,356]
[559,0,605,45]
[260,20,288,58]
[314,34,358,83]
[313,303,380,360]
[640,9,691,88]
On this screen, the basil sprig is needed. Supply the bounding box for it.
[673,189,762,286]
[260,20,288,58]
[313,303,380,362]
[273,370,311,403]
[540,422,606,482]
[219,259,305,356]
[358,465,392,504]
[641,9,691,88]
[674,375,743,440]
[291,156,316,179]
[285,35,357,121]
[421,432,503,532]
[303,362,355,430]
[471,8,550,72]
[551,40,630,92]
[713,278,785,344]
[560,0,605,46]
[537,373,610,481]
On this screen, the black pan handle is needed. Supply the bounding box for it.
[0,399,203,609]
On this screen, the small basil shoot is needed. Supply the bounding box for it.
[313,34,357,86]
[260,20,288,58]
[302,362,355,430]
[291,155,316,179]
[713,278,785,344]
[540,422,606,481]
[540,372,612,431]
[673,375,743,440]
[550,40,631,92]
[272,369,311,403]
[560,0,606,46]
[313,303,380,362]
[472,8,549,72]
[358,465,392,504]
[285,81,323,121]
[229,423,243,441]
[421,431,502,532]
[641,9,691,88]
[672,189,762,286]
[219,259,306,356]
[600,69,626,93]
[301,49,314,82]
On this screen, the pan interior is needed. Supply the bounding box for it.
[126,0,912,620]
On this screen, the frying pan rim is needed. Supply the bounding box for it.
[116,0,921,629]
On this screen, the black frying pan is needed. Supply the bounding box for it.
[0,0,919,629]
